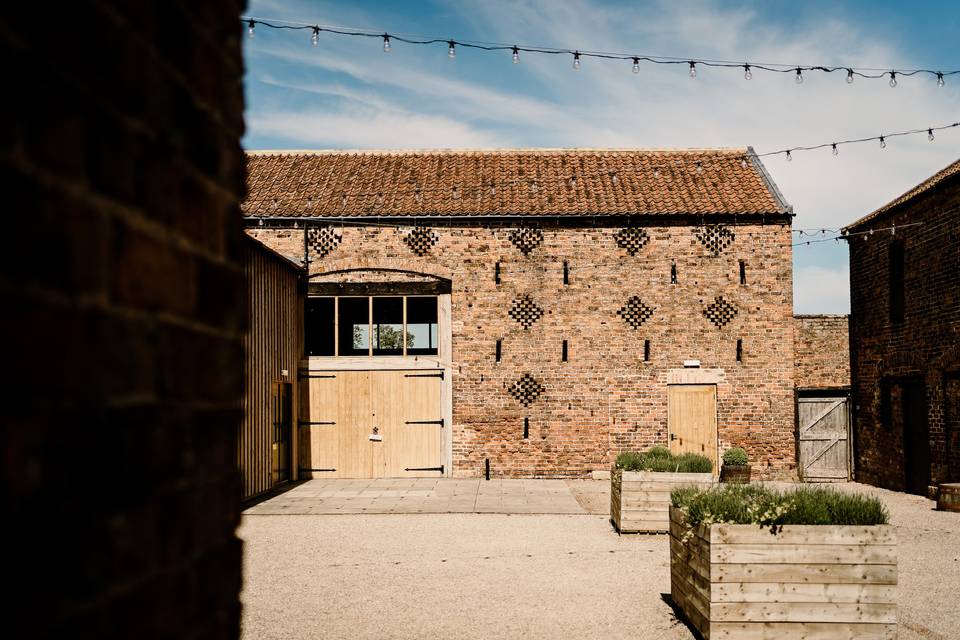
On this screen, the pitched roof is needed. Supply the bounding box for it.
[242,148,791,218]
[844,158,960,231]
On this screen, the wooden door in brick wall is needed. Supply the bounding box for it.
[299,369,443,478]
[798,396,850,481]
[667,385,718,471]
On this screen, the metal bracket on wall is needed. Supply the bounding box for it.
[300,421,336,426]
[299,468,336,472]
[404,371,444,380]
[404,465,445,473]
[298,372,336,379]
[405,419,444,428]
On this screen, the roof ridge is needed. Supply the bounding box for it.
[245,147,750,156]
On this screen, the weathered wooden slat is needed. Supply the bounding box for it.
[711,563,897,585]
[711,583,896,604]
[709,622,897,639]
[709,524,895,545]
[710,602,896,624]
[710,544,897,565]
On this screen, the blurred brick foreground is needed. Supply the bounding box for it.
[2,2,247,637]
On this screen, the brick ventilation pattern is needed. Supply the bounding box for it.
[307,225,342,258]
[618,296,655,329]
[404,226,439,256]
[509,373,544,407]
[508,226,544,255]
[509,295,544,329]
[614,227,650,255]
[703,295,738,328]
[696,224,736,255]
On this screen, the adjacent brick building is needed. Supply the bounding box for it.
[794,315,850,391]
[245,148,799,479]
[4,1,245,635]
[844,159,960,494]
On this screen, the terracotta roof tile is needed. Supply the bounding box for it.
[242,148,790,218]
[844,158,960,231]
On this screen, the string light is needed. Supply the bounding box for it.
[795,67,803,84]
[572,51,581,70]
[632,57,640,74]
[311,26,320,46]
[743,64,752,80]
[247,19,255,38]
[888,71,897,88]
[448,40,456,59]
[928,128,935,142]
[740,157,748,168]
[879,136,886,149]
[242,17,960,87]
[695,161,703,174]
[512,46,520,64]
[832,143,839,156]
[785,150,793,161]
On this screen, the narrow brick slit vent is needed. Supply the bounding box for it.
[562,340,568,362]
[644,339,650,361]
[495,261,500,284]
[523,417,529,439]
[563,261,569,285]
[495,339,502,362]
[671,261,678,284]
[739,260,746,284]
[736,338,743,361]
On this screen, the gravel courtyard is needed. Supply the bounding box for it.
[239,481,960,640]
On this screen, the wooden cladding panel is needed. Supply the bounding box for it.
[240,241,303,501]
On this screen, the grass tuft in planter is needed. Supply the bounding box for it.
[615,449,713,473]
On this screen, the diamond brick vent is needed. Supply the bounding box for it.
[508,226,544,255]
[509,295,544,329]
[617,296,654,329]
[509,373,544,407]
[703,295,738,329]
[306,225,342,258]
[404,226,439,256]
[695,224,735,255]
[614,227,650,255]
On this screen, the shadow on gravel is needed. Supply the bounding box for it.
[659,593,703,640]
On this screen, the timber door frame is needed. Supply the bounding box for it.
[796,390,851,482]
[667,383,719,473]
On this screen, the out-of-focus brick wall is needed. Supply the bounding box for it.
[2,2,247,636]
[794,315,850,390]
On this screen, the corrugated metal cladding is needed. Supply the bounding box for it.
[240,237,304,501]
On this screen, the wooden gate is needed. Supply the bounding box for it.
[299,369,444,478]
[667,384,718,472]
[798,396,851,481]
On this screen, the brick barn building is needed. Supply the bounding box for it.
[244,148,798,479]
[844,158,960,494]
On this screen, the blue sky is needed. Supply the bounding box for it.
[242,0,960,313]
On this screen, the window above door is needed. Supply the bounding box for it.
[306,295,439,357]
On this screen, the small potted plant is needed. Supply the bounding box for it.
[720,446,750,483]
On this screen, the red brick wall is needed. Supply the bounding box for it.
[3,2,246,635]
[848,176,960,489]
[794,315,850,389]
[251,218,797,479]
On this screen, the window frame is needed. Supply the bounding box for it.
[306,294,439,358]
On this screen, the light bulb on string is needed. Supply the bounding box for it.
[785,150,793,162]
[846,68,854,84]
[795,67,803,84]
[382,34,391,53]
[632,58,640,74]
[512,46,520,64]
[448,40,456,59]
[743,64,752,80]
[311,26,320,46]
[888,71,897,87]
[832,143,839,156]
[928,128,935,142]
[879,136,886,149]
[653,167,661,178]
[572,51,581,70]
[740,157,748,168]
[695,162,703,175]
[611,172,619,185]
[247,19,255,38]
[688,61,697,78]
[937,72,945,87]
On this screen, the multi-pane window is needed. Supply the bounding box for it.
[306,295,439,357]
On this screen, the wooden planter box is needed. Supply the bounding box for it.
[669,506,897,639]
[719,464,751,484]
[610,467,714,533]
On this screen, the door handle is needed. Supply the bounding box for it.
[670,433,677,441]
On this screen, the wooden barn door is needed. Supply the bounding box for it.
[667,385,718,471]
[798,396,850,481]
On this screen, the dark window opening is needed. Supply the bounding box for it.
[372,297,404,356]
[563,261,569,285]
[305,297,335,356]
[889,241,905,323]
[880,382,892,430]
[739,260,746,285]
[736,338,743,362]
[644,339,650,361]
[562,339,568,362]
[406,296,438,356]
[495,261,500,284]
[495,339,502,362]
[337,297,370,356]
[670,261,678,284]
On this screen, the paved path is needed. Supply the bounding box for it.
[243,478,586,515]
